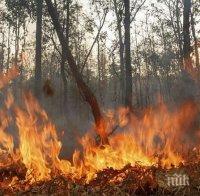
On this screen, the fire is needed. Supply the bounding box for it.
[0,89,199,185]
[14,92,71,182]
[71,101,198,181]
[0,92,14,167]
[0,66,19,90]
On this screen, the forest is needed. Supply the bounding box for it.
[0,0,200,195]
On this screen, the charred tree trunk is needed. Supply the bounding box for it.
[35,0,43,97]
[124,0,132,108]
[45,0,107,143]
[183,0,192,71]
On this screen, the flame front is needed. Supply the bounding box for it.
[0,89,199,184]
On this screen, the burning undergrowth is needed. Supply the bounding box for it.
[0,68,200,194]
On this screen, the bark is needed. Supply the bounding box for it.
[45,0,107,143]
[183,0,192,71]
[35,0,43,97]
[124,0,132,108]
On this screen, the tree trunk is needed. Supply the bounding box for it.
[124,0,132,108]
[35,0,43,97]
[191,12,199,74]
[61,51,68,110]
[15,19,20,66]
[45,0,107,143]
[97,39,101,102]
[7,24,11,72]
[113,0,125,104]
[61,0,70,113]
[183,0,192,71]
[175,0,183,67]
[0,31,4,72]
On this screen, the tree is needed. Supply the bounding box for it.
[124,0,132,108]
[113,0,125,104]
[191,2,199,74]
[35,0,43,97]
[45,0,107,144]
[183,0,192,71]
[60,0,70,112]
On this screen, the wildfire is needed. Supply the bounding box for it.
[0,68,199,187]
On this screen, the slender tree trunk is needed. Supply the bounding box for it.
[144,14,150,106]
[15,19,20,66]
[119,30,125,104]
[7,25,10,72]
[161,22,167,51]
[0,31,4,72]
[124,0,132,108]
[35,0,43,97]
[97,39,101,101]
[61,0,70,113]
[191,12,199,73]
[183,0,192,71]
[45,0,107,143]
[113,0,125,104]
[175,0,183,67]
[144,56,150,106]
[13,19,20,97]
[61,51,68,111]
[134,26,143,108]
[168,2,181,70]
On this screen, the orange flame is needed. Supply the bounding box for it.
[0,90,199,184]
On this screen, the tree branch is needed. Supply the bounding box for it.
[81,9,108,72]
[130,0,147,23]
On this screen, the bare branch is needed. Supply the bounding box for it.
[81,9,108,72]
[131,0,147,23]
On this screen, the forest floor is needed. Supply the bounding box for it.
[1,162,200,195]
